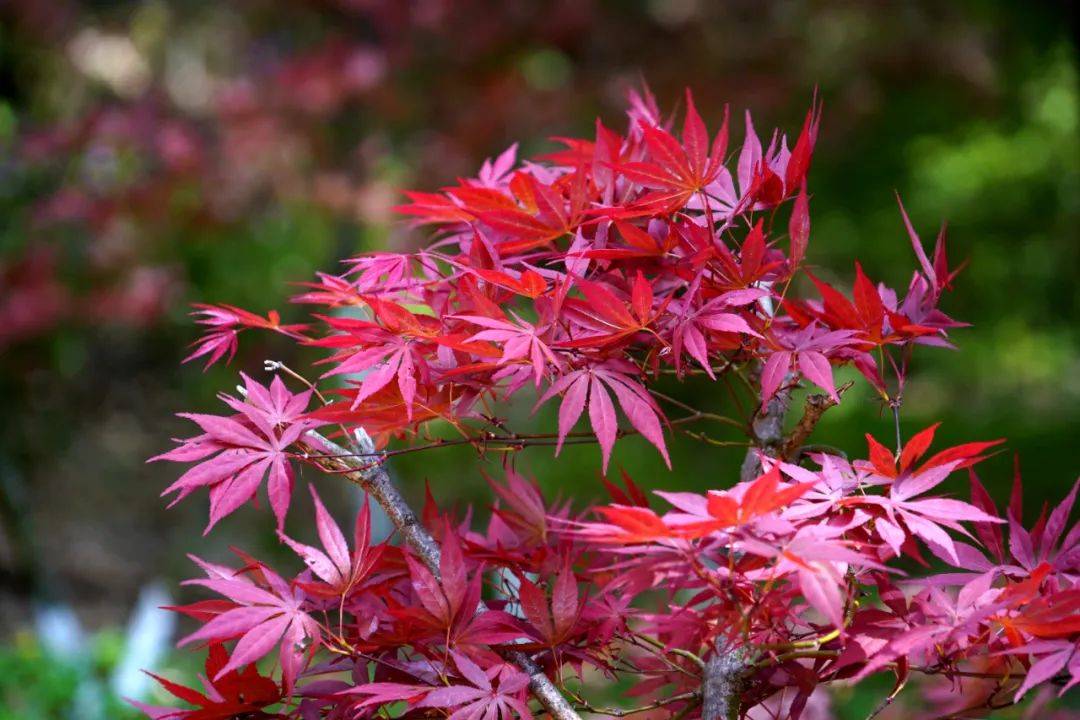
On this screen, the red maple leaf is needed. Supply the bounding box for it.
[129,643,283,720]
[614,90,730,214]
[278,486,384,599]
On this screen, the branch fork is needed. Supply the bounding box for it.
[303,429,583,720]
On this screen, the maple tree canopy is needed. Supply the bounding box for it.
[144,87,1080,720]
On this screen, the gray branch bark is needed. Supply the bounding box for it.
[739,378,792,484]
[703,373,793,720]
[701,645,748,720]
[305,431,582,720]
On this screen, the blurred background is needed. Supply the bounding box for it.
[0,1,1077,717]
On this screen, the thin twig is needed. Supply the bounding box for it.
[866,677,906,720]
[891,402,903,456]
[300,409,724,464]
[677,429,751,448]
[650,391,747,431]
[753,649,839,667]
[632,632,706,670]
[573,690,701,717]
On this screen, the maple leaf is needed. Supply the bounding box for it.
[482,466,562,553]
[805,265,940,352]
[344,680,430,711]
[402,529,523,649]
[846,425,1005,563]
[473,143,519,188]
[759,325,861,407]
[746,515,888,630]
[153,374,324,531]
[788,181,811,270]
[517,561,582,647]
[574,220,679,261]
[959,469,1080,583]
[579,504,672,545]
[393,190,474,225]
[708,220,785,291]
[602,468,652,508]
[184,304,308,370]
[479,169,591,254]
[346,654,533,720]
[1006,639,1080,701]
[577,467,816,547]
[658,466,816,539]
[535,360,669,472]
[468,266,548,298]
[559,273,665,350]
[313,299,437,417]
[128,643,283,720]
[418,653,533,720]
[896,194,964,303]
[862,423,1003,482]
[1001,589,1080,641]
[706,103,818,216]
[784,100,822,195]
[178,557,320,694]
[671,287,765,376]
[343,252,417,294]
[457,312,560,386]
[223,372,317,430]
[614,90,729,214]
[278,486,383,599]
[310,383,455,445]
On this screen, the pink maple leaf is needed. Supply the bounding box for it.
[152,374,323,531]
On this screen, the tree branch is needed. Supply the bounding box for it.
[702,371,796,720]
[303,430,583,720]
[739,375,792,483]
[781,381,853,460]
[701,644,748,720]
